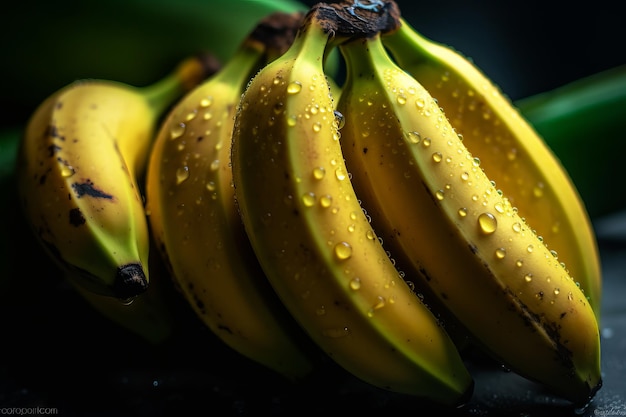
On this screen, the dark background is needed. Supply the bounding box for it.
[1,1,624,416]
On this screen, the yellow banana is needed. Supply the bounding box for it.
[336,28,601,406]
[230,4,473,406]
[145,12,316,381]
[381,17,602,320]
[17,55,213,300]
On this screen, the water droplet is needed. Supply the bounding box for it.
[415,97,426,109]
[335,167,346,181]
[494,202,504,213]
[349,277,361,290]
[319,194,332,208]
[334,110,345,129]
[287,81,302,94]
[516,259,523,268]
[365,230,376,240]
[312,167,326,180]
[210,159,220,171]
[533,182,544,198]
[432,152,443,163]
[472,157,481,167]
[512,222,522,233]
[185,109,198,121]
[461,172,469,181]
[406,131,421,144]
[302,192,316,207]
[170,122,186,140]
[367,296,386,317]
[287,115,297,127]
[312,122,322,132]
[421,137,432,148]
[60,164,75,177]
[495,247,506,259]
[176,166,190,184]
[435,190,445,200]
[553,288,560,295]
[334,241,353,260]
[206,181,216,191]
[397,94,407,105]
[524,274,533,283]
[458,207,468,217]
[477,212,497,234]
[527,244,534,253]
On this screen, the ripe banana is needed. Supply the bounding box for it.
[381,18,602,320]
[145,12,316,381]
[17,55,213,300]
[335,27,601,406]
[230,4,473,406]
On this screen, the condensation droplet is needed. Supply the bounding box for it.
[527,244,534,253]
[176,166,190,184]
[170,122,186,140]
[287,81,302,94]
[312,122,322,132]
[319,194,332,208]
[287,115,297,127]
[432,152,443,163]
[334,110,345,129]
[302,192,316,207]
[435,190,445,200]
[478,212,497,234]
[512,222,522,233]
[524,273,533,283]
[421,137,431,148]
[60,164,75,177]
[210,159,220,171]
[334,241,352,260]
[349,277,361,290]
[461,172,469,181]
[313,166,326,180]
[406,131,421,144]
[458,207,468,217]
[367,296,386,317]
[495,247,506,259]
[335,167,346,181]
[516,259,523,268]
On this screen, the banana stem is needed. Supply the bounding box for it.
[140,54,220,116]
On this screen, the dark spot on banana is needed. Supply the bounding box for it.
[468,244,478,254]
[47,124,64,141]
[46,144,61,157]
[362,146,368,154]
[418,266,431,282]
[560,312,567,319]
[217,324,234,334]
[71,179,113,199]
[68,207,85,226]
[113,263,148,299]
[441,292,448,300]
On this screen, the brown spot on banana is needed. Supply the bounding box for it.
[71,180,113,200]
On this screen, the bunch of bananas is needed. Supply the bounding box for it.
[13,0,608,410]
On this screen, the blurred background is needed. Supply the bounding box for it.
[1,0,624,128]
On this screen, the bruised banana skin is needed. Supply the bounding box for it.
[17,56,212,299]
[145,14,315,381]
[382,18,602,320]
[336,34,601,406]
[231,8,473,406]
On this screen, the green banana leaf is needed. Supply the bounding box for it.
[516,65,626,219]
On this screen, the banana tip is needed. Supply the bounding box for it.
[114,263,148,299]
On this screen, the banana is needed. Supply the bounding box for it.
[335,23,601,406]
[381,17,602,320]
[145,12,316,381]
[230,3,473,406]
[16,54,214,300]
